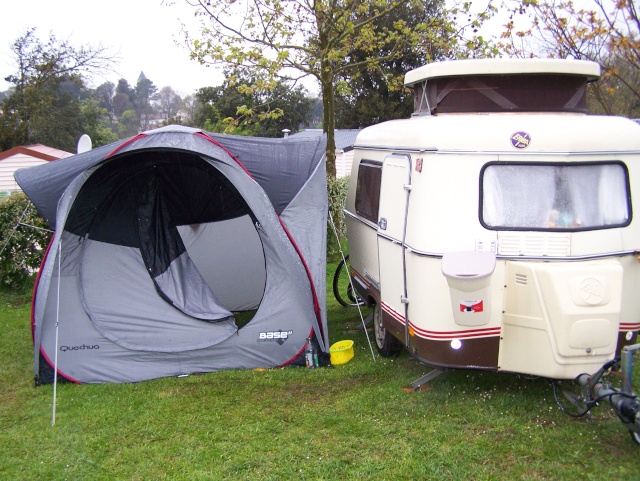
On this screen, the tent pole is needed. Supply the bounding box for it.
[0,202,30,258]
[51,239,61,426]
[328,213,376,362]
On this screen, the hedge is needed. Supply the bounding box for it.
[0,192,52,289]
[327,175,350,261]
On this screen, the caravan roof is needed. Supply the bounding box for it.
[404,58,601,116]
[404,58,601,86]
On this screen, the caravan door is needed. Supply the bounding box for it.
[377,154,412,344]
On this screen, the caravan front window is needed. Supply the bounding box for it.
[481,162,631,231]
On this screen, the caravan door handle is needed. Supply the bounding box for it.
[378,218,387,230]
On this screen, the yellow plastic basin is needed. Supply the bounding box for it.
[330,340,354,365]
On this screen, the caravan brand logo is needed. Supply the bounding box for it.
[510,131,531,149]
[60,344,100,352]
[258,330,293,345]
[459,300,484,313]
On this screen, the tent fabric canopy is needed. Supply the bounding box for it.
[15,125,328,384]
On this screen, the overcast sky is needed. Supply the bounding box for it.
[1,0,226,96]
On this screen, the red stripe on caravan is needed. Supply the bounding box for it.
[620,323,640,331]
[381,302,406,324]
[409,324,502,340]
[381,302,500,340]
[409,322,502,338]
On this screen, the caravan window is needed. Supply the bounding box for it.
[481,162,631,231]
[355,160,382,223]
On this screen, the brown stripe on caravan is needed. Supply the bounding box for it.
[408,336,500,371]
[380,304,500,370]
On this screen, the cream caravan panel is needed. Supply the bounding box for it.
[570,229,623,257]
[618,255,640,330]
[620,153,640,253]
[499,260,622,379]
[345,157,383,288]
[405,153,497,254]
[377,155,411,323]
[405,254,504,338]
[344,214,380,287]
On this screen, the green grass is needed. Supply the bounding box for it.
[2,264,640,480]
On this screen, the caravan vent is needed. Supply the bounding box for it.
[515,273,528,285]
[498,232,570,257]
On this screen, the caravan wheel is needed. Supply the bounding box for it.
[373,304,402,357]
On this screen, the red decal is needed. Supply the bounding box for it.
[459,300,483,313]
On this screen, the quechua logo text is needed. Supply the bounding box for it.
[60,344,100,352]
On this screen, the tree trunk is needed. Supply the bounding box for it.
[321,77,337,179]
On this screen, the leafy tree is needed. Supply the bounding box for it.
[113,78,135,118]
[500,0,640,117]
[93,81,116,121]
[335,0,451,128]
[193,85,243,132]
[157,86,182,119]
[193,75,314,137]
[253,81,314,137]
[29,77,87,151]
[179,94,202,126]
[80,98,118,147]
[180,0,495,177]
[0,97,25,151]
[0,28,116,151]
[118,109,140,138]
[135,72,158,130]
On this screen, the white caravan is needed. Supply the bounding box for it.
[344,58,640,383]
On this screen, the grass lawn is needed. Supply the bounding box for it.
[2,262,640,480]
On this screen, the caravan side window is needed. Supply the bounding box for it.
[481,162,631,231]
[355,160,382,223]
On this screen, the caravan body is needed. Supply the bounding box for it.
[345,58,640,380]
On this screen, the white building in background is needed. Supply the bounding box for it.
[0,144,72,196]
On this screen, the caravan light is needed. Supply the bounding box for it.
[451,339,462,350]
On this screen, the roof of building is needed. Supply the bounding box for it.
[0,144,73,162]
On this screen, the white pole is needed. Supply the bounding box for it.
[51,238,61,426]
[328,214,376,362]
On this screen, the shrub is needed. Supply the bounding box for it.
[0,192,52,289]
[327,175,350,261]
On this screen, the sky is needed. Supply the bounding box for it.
[0,0,227,96]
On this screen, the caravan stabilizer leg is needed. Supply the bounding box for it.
[410,369,445,391]
[575,357,640,446]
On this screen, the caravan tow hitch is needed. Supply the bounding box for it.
[559,344,640,445]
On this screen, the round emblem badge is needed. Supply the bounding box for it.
[510,131,531,149]
[578,278,604,305]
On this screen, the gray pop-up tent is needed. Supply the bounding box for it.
[15,125,329,384]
